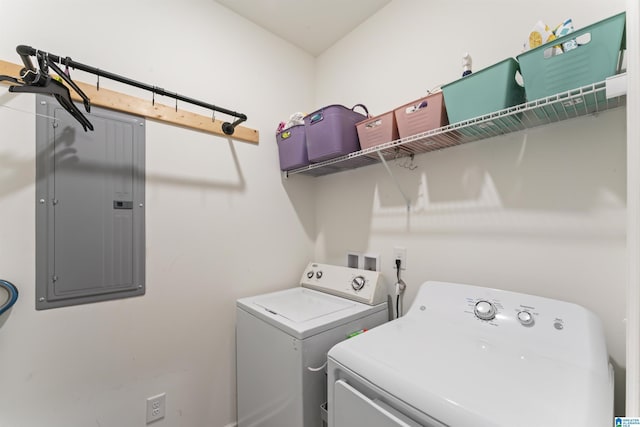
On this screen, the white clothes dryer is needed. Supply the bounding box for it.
[236,262,389,427]
[327,281,614,427]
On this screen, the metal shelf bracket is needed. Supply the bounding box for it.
[378,152,411,212]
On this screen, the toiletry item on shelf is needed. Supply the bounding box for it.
[523,20,561,54]
[554,18,578,52]
[286,112,306,128]
[276,112,307,135]
[462,52,472,77]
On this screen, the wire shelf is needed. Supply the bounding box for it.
[285,77,626,178]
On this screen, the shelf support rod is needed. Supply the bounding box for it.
[377,152,410,212]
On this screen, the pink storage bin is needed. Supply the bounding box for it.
[394,92,448,139]
[356,111,399,150]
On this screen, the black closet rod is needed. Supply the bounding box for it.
[16,45,247,135]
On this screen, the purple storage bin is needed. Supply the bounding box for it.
[276,124,309,171]
[305,104,368,162]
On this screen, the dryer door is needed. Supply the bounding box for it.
[334,380,421,427]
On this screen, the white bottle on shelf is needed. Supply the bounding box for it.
[462,52,472,77]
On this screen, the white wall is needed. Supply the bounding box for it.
[314,0,628,416]
[0,0,630,424]
[0,1,316,426]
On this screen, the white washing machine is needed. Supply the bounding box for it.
[327,281,614,427]
[236,262,389,427]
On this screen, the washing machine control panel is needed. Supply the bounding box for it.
[300,263,386,306]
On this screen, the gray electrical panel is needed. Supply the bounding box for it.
[35,95,145,310]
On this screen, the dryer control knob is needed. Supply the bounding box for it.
[474,300,496,321]
[517,310,534,326]
[306,271,314,279]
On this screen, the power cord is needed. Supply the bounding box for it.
[395,259,406,319]
[307,361,327,372]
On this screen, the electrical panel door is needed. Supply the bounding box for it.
[35,95,145,309]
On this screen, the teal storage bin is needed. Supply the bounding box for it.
[516,12,626,101]
[442,58,526,124]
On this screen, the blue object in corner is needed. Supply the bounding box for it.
[0,279,18,316]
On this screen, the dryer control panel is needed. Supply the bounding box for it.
[300,263,386,306]
[408,281,609,370]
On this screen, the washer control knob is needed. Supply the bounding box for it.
[316,270,323,279]
[517,310,534,326]
[351,275,366,291]
[474,300,496,321]
[306,271,314,279]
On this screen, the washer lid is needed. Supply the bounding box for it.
[254,289,352,323]
[237,287,386,340]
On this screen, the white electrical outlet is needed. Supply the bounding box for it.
[393,247,406,270]
[146,393,166,424]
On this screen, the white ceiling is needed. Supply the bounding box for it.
[214,0,391,56]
